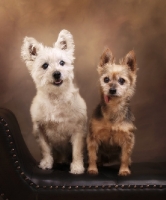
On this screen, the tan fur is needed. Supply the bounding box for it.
[87,48,137,176]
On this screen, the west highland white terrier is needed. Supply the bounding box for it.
[21,30,87,174]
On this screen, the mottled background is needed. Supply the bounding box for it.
[0,0,166,163]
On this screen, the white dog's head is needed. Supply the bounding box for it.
[21,30,75,92]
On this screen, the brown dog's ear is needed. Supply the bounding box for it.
[99,48,114,67]
[98,48,114,74]
[123,50,136,72]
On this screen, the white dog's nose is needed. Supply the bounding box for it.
[53,71,61,80]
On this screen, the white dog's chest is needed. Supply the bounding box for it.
[31,92,86,146]
[44,120,73,145]
[40,103,78,143]
[44,102,75,123]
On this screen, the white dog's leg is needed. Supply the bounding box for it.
[38,136,54,170]
[33,123,53,170]
[70,133,85,174]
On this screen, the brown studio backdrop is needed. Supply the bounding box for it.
[0,0,166,163]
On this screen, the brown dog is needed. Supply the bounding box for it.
[87,48,137,176]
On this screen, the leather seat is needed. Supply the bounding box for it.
[0,108,166,200]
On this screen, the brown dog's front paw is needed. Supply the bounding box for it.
[87,167,98,175]
[118,168,131,176]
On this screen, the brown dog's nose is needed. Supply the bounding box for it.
[109,88,116,95]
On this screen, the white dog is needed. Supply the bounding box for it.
[21,30,87,174]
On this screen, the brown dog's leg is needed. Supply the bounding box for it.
[87,135,99,174]
[118,132,135,176]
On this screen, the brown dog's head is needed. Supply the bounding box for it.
[97,48,137,103]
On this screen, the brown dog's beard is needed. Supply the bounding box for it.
[98,91,133,124]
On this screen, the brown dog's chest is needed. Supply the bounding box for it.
[90,119,129,146]
[90,118,117,143]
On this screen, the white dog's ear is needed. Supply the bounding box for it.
[21,37,42,64]
[54,30,75,55]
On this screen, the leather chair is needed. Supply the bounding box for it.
[0,108,166,200]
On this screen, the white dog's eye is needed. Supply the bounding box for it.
[42,63,49,70]
[59,60,65,66]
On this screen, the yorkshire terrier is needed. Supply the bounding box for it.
[87,48,137,176]
[21,30,87,174]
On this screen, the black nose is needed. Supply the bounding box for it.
[53,71,61,79]
[109,88,116,95]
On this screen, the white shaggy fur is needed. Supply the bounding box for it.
[21,30,87,174]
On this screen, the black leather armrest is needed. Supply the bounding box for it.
[0,108,166,200]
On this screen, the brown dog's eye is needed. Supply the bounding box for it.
[42,63,49,70]
[118,78,125,85]
[104,77,110,83]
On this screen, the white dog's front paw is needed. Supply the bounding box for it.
[70,162,85,174]
[39,156,53,170]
